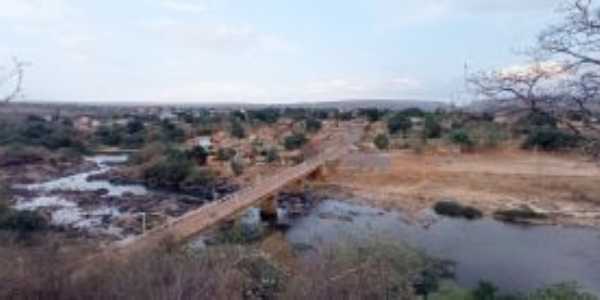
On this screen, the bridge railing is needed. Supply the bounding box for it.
[114,127,358,250]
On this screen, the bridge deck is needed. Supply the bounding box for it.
[105,125,363,258]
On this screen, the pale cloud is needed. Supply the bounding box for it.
[500,61,568,79]
[158,81,271,102]
[160,0,207,14]
[145,21,295,55]
[305,77,424,99]
[0,0,71,20]
[375,0,563,27]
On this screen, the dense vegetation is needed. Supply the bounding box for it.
[0,116,87,153]
[139,146,216,190]
[0,183,47,237]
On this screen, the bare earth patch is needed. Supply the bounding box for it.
[324,149,600,227]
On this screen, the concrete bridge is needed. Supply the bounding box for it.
[96,123,364,259]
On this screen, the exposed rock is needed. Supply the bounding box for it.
[494,205,548,224]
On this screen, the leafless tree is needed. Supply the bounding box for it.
[538,0,600,70]
[0,57,26,104]
[470,0,600,139]
[468,61,564,113]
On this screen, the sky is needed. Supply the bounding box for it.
[0,0,565,104]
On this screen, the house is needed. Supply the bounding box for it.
[187,136,213,151]
[74,115,101,133]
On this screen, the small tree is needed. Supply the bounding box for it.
[423,114,442,139]
[249,108,280,124]
[304,118,322,133]
[186,146,208,165]
[126,118,145,134]
[449,129,474,150]
[360,108,384,123]
[472,281,498,300]
[373,134,390,150]
[388,113,413,137]
[230,120,246,139]
[523,127,581,151]
[399,107,424,118]
[265,148,279,163]
[284,133,308,150]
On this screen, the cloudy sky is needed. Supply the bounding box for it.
[0,0,564,103]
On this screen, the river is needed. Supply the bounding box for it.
[12,155,149,237]
[211,198,600,295]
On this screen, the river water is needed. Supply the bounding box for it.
[19,155,148,197]
[232,199,600,295]
[12,155,148,236]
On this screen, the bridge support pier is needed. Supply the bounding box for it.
[259,195,278,222]
[308,164,335,181]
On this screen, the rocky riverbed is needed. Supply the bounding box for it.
[10,155,239,241]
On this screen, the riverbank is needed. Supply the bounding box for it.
[320,149,600,227]
[195,193,600,295]
[7,155,240,243]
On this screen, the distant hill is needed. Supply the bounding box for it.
[279,99,447,111]
[194,99,448,111]
[0,99,447,118]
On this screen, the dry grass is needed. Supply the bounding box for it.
[0,233,424,300]
[328,149,600,226]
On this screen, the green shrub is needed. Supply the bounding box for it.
[388,113,413,136]
[449,129,474,149]
[477,123,509,148]
[0,209,48,234]
[159,120,185,143]
[335,111,354,121]
[374,134,390,150]
[249,108,280,124]
[264,148,279,163]
[423,114,442,139]
[360,108,385,123]
[304,118,322,133]
[399,107,425,118]
[284,133,308,150]
[143,158,191,189]
[472,281,498,300]
[526,282,597,300]
[230,120,246,139]
[130,142,167,165]
[522,127,580,151]
[186,146,208,165]
[216,148,237,161]
[181,167,217,187]
[526,111,558,128]
[96,125,124,146]
[0,145,46,166]
[0,182,10,215]
[126,119,145,134]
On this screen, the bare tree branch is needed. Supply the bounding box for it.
[0,57,27,103]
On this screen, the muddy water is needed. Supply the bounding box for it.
[238,199,600,295]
